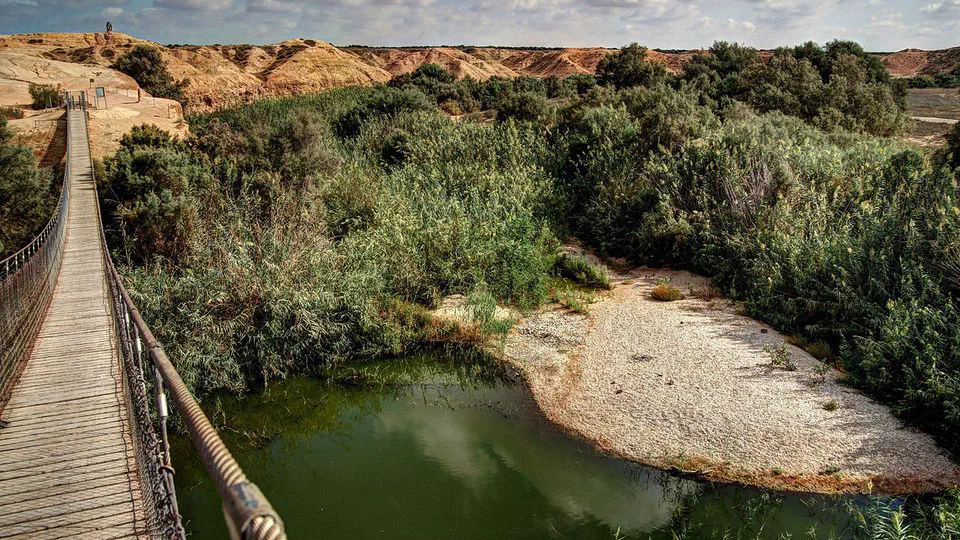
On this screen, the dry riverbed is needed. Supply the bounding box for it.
[501,267,960,494]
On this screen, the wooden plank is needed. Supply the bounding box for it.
[0,462,133,498]
[0,405,119,430]
[1,401,119,424]
[0,418,126,447]
[0,489,137,528]
[0,431,128,458]
[0,470,135,507]
[0,501,139,539]
[0,449,132,482]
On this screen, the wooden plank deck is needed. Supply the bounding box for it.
[0,110,146,539]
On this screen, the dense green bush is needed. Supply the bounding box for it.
[112,45,189,104]
[908,75,938,89]
[99,125,205,264]
[0,117,54,256]
[28,83,61,110]
[910,64,960,88]
[674,40,906,136]
[385,65,595,118]
[947,121,960,170]
[0,106,25,120]
[103,41,960,459]
[105,88,556,394]
[935,69,960,88]
[596,43,668,89]
[334,86,433,138]
[495,91,549,123]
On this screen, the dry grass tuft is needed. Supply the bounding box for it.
[650,281,684,302]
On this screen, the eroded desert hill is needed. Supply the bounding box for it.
[1,32,957,113]
[0,33,694,111]
[880,47,960,77]
[0,33,393,111]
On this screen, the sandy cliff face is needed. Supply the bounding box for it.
[346,46,703,80]
[348,47,519,79]
[881,47,960,77]
[257,40,392,98]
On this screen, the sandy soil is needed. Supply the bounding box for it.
[503,268,960,494]
[3,89,185,162]
[85,89,187,159]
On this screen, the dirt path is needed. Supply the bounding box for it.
[912,115,959,124]
[503,268,960,494]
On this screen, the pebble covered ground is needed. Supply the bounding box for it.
[504,268,960,494]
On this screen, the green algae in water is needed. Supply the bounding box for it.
[172,353,857,539]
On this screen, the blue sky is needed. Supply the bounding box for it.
[0,0,957,50]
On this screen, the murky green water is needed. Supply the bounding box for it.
[173,354,862,539]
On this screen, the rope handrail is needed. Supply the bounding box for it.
[0,93,70,409]
[76,91,286,540]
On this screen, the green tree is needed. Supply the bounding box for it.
[496,91,548,123]
[789,41,828,77]
[112,45,188,104]
[596,43,668,89]
[818,53,905,135]
[565,73,597,95]
[0,117,53,256]
[742,53,824,119]
[101,125,208,263]
[409,63,455,84]
[680,41,761,102]
[334,86,435,138]
[946,121,960,171]
[824,40,890,83]
[28,83,62,110]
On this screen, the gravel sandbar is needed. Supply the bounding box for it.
[503,268,960,494]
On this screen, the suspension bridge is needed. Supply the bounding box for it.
[0,93,285,539]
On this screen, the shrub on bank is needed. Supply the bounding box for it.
[28,83,61,110]
[0,117,54,257]
[0,106,24,120]
[112,45,189,104]
[105,93,556,395]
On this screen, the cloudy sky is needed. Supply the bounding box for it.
[0,0,957,50]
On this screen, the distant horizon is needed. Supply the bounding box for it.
[1,1,957,52]
[4,30,956,54]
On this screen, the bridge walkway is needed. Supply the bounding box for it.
[0,108,145,539]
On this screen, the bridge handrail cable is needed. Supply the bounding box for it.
[0,93,70,409]
[65,93,284,540]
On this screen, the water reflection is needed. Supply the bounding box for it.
[173,355,853,539]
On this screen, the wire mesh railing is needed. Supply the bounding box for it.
[71,92,287,539]
[0,95,69,410]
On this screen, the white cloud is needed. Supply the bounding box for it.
[154,0,233,11]
[247,0,302,12]
[3,0,957,50]
[726,18,756,32]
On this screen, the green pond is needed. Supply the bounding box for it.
[172,353,868,539]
